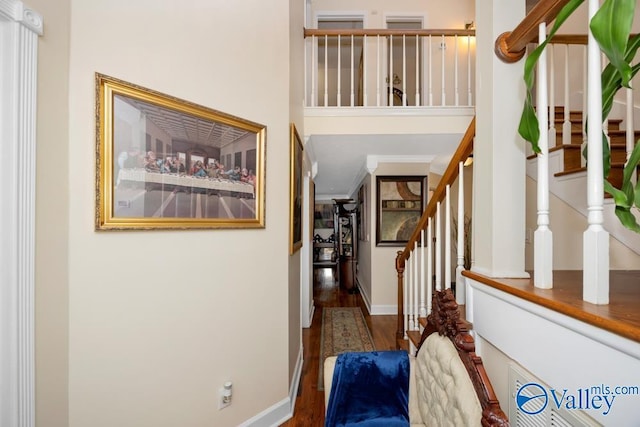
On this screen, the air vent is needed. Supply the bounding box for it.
[509,363,601,426]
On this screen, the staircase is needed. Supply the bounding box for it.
[536,106,639,191]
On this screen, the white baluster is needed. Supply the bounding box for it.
[337,34,341,107]
[363,35,368,106]
[408,254,414,330]
[581,45,588,166]
[563,44,572,146]
[427,220,433,315]
[415,35,421,106]
[389,35,394,106]
[376,35,381,107]
[454,35,459,106]
[535,22,553,289]
[548,44,556,147]
[402,35,407,106]
[428,35,433,106]
[445,185,451,289]
[435,201,442,290]
[420,229,426,317]
[350,35,354,107]
[324,34,328,107]
[403,271,408,339]
[312,35,317,106]
[414,241,419,329]
[456,162,466,304]
[583,0,609,304]
[467,34,472,106]
[441,34,445,106]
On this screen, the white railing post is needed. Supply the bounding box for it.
[311,35,317,106]
[376,35,381,106]
[563,44,572,145]
[455,161,466,304]
[583,0,609,304]
[413,241,419,329]
[454,35,459,106]
[415,35,421,106]
[407,253,414,330]
[402,35,407,106]
[324,35,328,107]
[445,185,451,289]
[467,34,472,106]
[403,270,408,338]
[548,44,556,147]
[435,201,442,290]
[535,22,553,289]
[441,35,446,106]
[626,88,635,168]
[428,35,433,106]
[581,45,588,166]
[420,229,426,317]
[389,35,394,106]
[337,35,341,106]
[350,35,355,107]
[427,220,433,315]
[363,35,368,106]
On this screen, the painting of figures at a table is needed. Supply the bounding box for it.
[112,94,258,220]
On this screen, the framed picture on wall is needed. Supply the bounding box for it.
[289,123,304,254]
[95,73,266,230]
[376,175,426,246]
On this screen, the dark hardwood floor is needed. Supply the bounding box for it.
[280,267,397,427]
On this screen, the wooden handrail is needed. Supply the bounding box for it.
[398,116,475,264]
[495,0,571,63]
[395,117,474,345]
[304,28,475,38]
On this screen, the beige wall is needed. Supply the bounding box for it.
[370,163,429,311]
[56,1,296,426]
[32,0,71,425]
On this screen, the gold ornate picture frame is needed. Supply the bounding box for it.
[289,124,304,254]
[95,73,266,230]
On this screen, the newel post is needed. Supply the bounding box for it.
[396,251,406,347]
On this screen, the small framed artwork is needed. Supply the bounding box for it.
[289,123,304,254]
[357,183,368,241]
[376,175,426,246]
[95,73,266,230]
[314,203,334,229]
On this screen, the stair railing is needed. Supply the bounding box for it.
[303,28,475,108]
[495,0,640,304]
[395,117,474,347]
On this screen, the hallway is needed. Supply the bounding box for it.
[281,268,397,426]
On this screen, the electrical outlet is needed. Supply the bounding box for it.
[218,381,233,410]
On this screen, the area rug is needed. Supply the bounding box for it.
[318,307,375,390]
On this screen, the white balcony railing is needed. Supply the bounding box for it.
[304,29,476,109]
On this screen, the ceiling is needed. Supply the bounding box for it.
[307,133,462,200]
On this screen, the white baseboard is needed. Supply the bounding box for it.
[369,304,398,315]
[239,346,304,426]
[357,281,397,315]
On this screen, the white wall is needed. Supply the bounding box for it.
[63,1,295,426]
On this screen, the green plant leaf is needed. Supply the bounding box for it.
[602,132,611,179]
[604,179,630,208]
[623,139,640,186]
[518,95,540,153]
[601,38,640,118]
[518,0,585,146]
[591,0,635,87]
[613,206,640,232]
[635,179,640,208]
